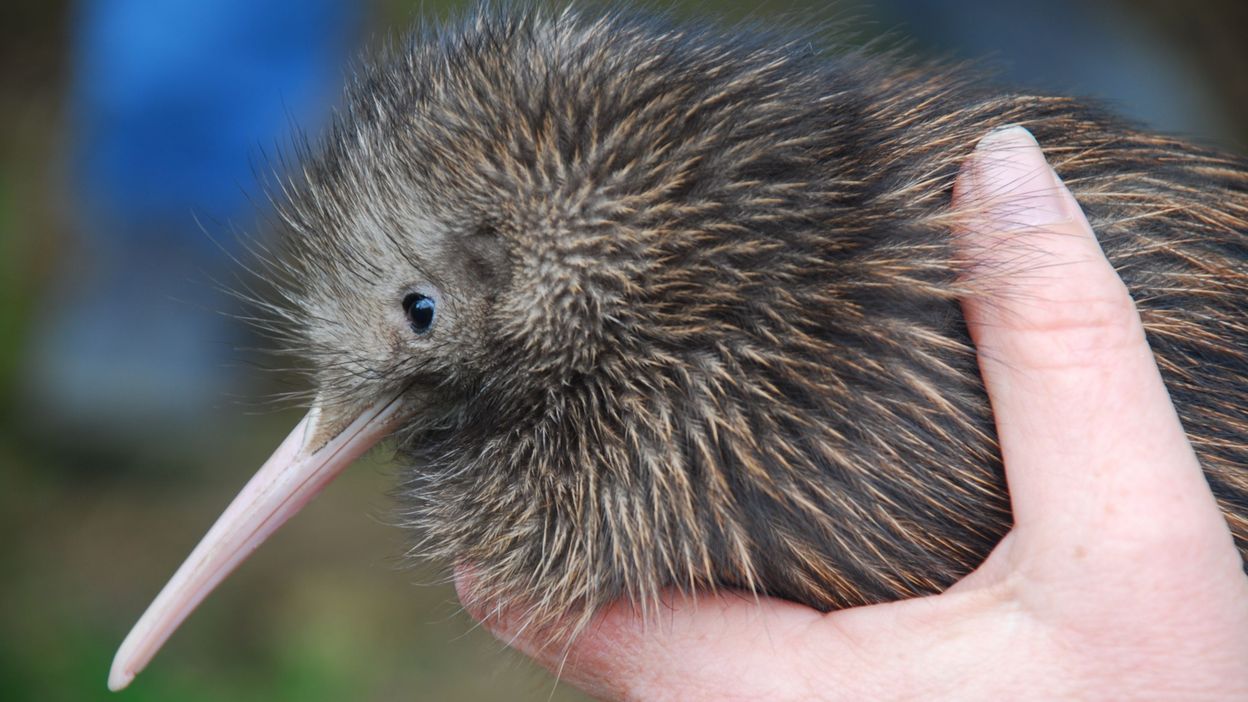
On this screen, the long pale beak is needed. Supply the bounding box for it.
[108,395,405,691]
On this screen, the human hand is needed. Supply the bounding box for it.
[457,126,1248,701]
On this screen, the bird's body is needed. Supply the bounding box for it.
[111,5,1248,687]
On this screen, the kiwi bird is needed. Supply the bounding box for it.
[109,6,1248,690]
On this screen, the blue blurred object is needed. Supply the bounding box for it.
[875,0,1232,146]
[26,0,360,449]
[71,0,358,255]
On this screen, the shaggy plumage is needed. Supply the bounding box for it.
[262,6,1248,641]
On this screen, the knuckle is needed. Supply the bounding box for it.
[999,286,1147,372]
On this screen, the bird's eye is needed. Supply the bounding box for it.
[402,293,436,335]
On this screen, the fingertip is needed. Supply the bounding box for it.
[452,564,485,620]
[958,125,1067,222]
[954,124,1130,344]
[955,125,1097,268]
[454,565,523,642]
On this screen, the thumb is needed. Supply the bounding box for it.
[953,126,1230,575]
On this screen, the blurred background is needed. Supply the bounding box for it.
[0,0,1243,700]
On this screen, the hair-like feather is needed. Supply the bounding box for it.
[263,5,1248,645]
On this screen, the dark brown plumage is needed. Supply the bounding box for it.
[258,6,1248,639]
[111,8,1246,679]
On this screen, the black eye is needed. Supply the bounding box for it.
[402,293,436,335]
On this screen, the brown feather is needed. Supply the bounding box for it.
[263,6,1248,644]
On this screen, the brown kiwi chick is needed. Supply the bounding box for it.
[109,4,1248,689]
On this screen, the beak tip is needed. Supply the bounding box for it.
[108,664,135,692]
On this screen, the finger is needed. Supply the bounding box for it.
[456,571,830,701]
[952,126,1231,567]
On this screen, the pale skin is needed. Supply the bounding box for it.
[457,126,1248,701]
